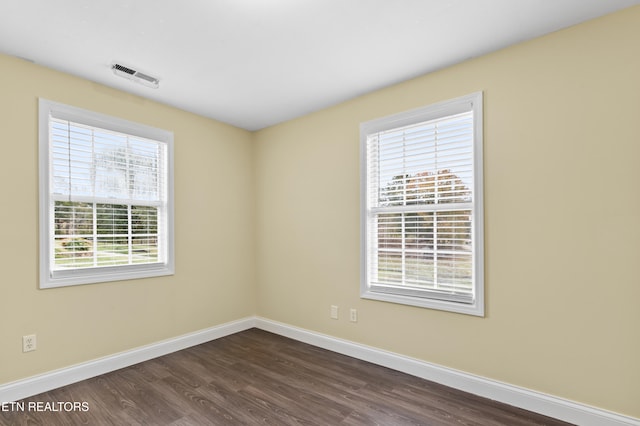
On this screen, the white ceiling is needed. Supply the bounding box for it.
[1,0,638,131]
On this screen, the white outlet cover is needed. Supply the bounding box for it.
[350,309,358,322]
[330,305,339,319]
[23,334,36,352]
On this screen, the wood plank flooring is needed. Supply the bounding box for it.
[1,329,572,425]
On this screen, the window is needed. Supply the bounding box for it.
[39,99,174,288]
[360,92,484,316]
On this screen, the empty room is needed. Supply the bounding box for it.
[1,1,639,425]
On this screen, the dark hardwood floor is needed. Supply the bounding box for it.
[1,329,572,425]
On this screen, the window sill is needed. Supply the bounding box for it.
[41,263,174,289]
[360,288,484,317]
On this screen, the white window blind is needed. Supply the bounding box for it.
[361,92,483,316]
[39,99,174,288]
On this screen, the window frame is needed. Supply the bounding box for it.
[38,99,175,289]
[360,92,484,316]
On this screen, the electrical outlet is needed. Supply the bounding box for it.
[349,308,358,323]
[330,305,339,320]
[23,334,36,352]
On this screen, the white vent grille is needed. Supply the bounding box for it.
[111,63,159,89]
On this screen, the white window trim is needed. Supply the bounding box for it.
[360,92,484,316]
[38,99,175,289]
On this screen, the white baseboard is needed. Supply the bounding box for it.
[0,317,255,404]
[254,317,640,426]
[1,316,638,426]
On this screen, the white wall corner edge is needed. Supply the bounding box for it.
[253,317,640,426]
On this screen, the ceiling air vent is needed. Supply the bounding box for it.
[111,63,159,89]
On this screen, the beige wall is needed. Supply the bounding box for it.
[254,6,640,417]
[0,55,256,382]
[1,5,639,420]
